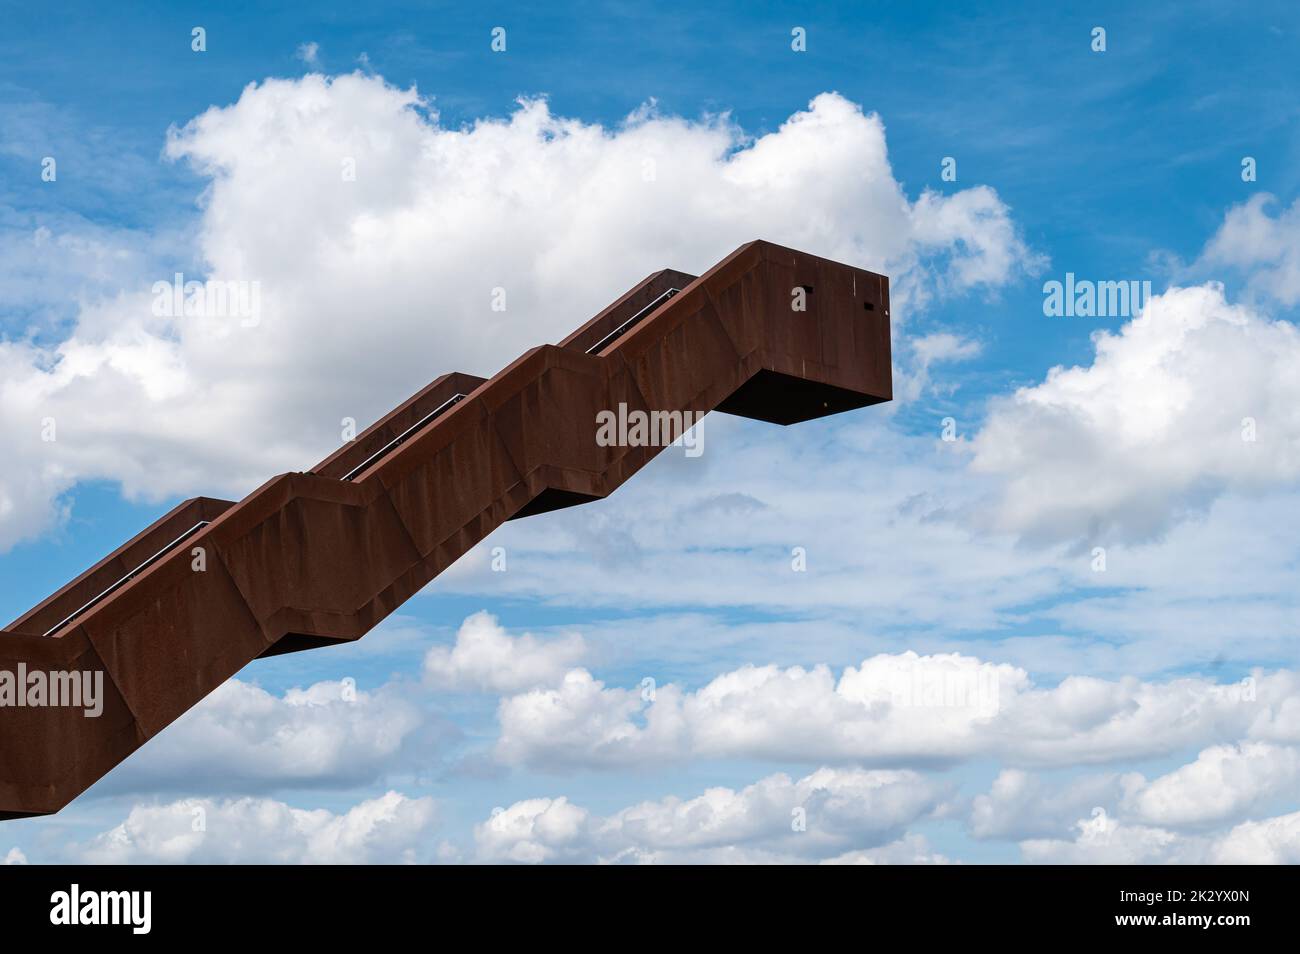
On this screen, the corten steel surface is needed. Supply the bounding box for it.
[0,240,891,819]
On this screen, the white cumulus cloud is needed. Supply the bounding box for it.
[1021,805,1300,864]
[1121,741,1300,828]
[74,791,436,864]
[101,677,425,794]
[1197,194,1300,307]
[494,651,1288,770]
[971,282,1300,544]
[424,611,585,693]
[0,75,1036,552]
[474,767,945,864]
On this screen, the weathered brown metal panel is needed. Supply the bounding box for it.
[0,241,891,818]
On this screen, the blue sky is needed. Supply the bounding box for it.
[3,1,1300,863]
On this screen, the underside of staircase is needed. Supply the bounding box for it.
[0,240,891,819]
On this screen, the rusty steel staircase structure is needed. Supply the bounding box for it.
[0,240,891,818]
